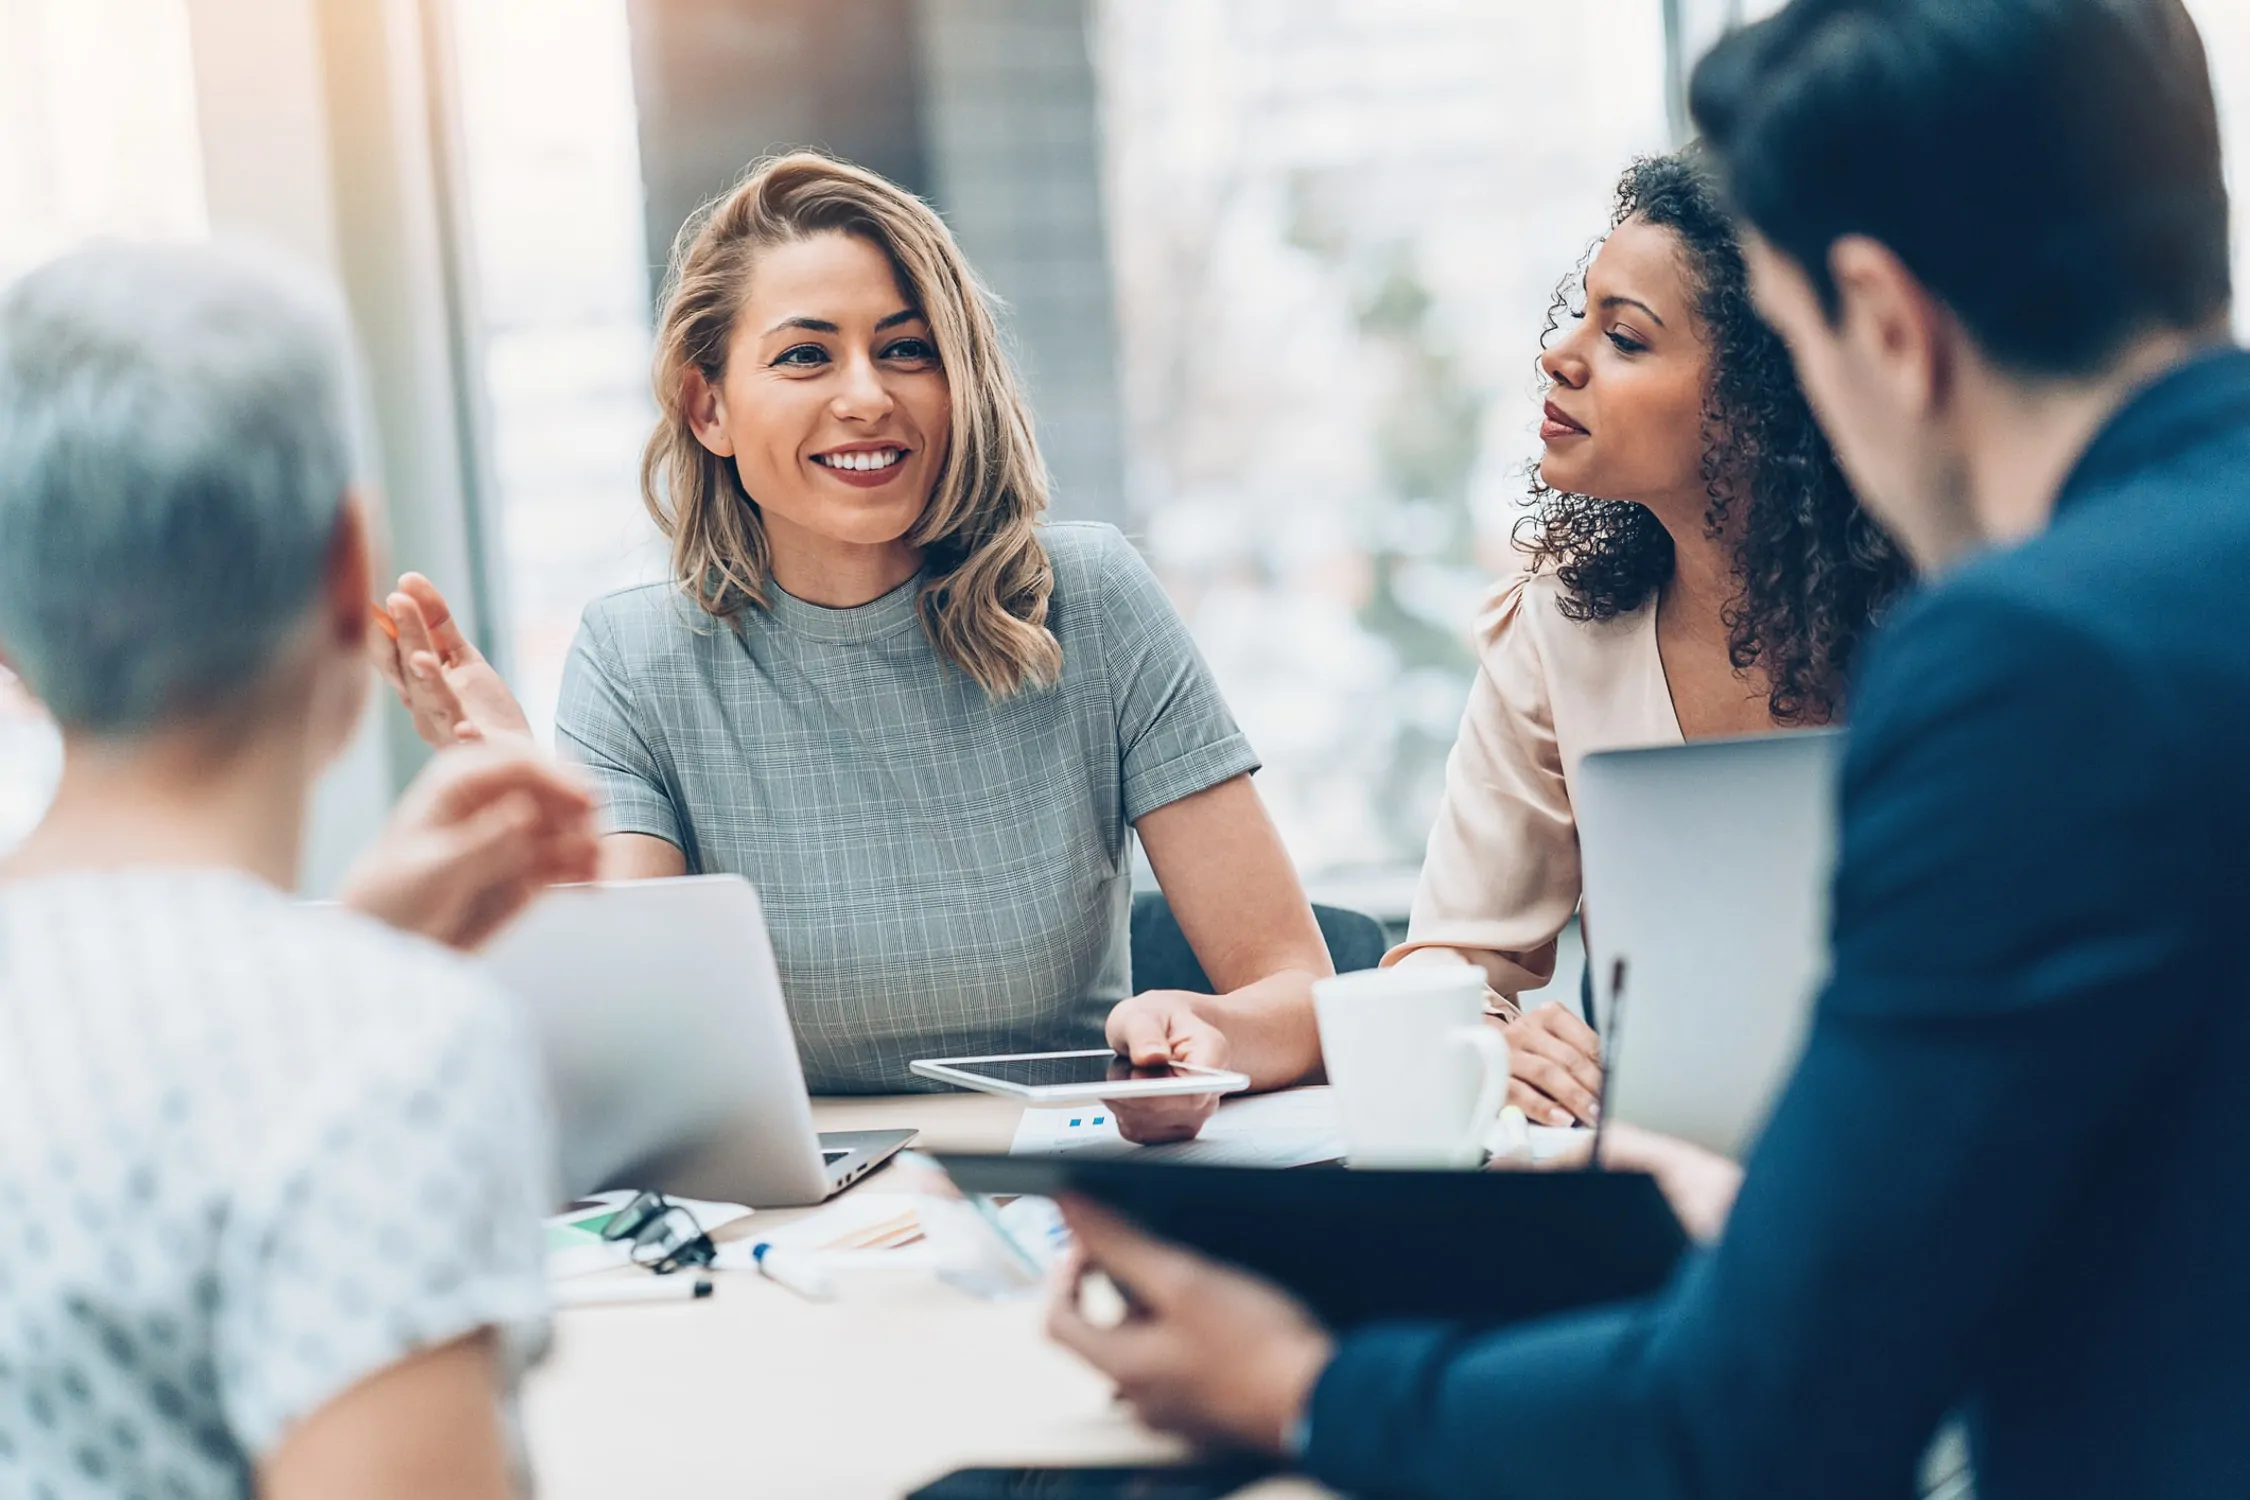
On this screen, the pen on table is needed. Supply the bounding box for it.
[554,1275,713,1308]
[751,1242,837,1302]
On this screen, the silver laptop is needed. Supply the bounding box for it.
[1574,730,1843,1160]
[480,875,914,1207]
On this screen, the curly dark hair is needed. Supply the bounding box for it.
[1515,149,1907,724]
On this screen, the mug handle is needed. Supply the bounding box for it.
[1446,1024,1512,1163]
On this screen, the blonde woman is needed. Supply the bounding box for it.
[376,153,1329,1140]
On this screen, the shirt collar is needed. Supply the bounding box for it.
[2053,343,2250,517]
[758,567,928,644]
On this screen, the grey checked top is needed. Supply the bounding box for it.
[555,522,1259,1092]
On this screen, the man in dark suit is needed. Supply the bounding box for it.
[1042,3,2250,1496]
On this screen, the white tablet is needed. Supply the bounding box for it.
[909,1050,1252,1104]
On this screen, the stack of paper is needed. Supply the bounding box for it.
[1005,1087,1593,1168]
[1009,1086,1347,1168]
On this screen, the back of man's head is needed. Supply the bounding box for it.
[1691,0,2230,380]
[0,242,359,736]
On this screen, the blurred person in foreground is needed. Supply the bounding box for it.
[1391,147,1907,1127]
[0,242,597,1499]
[1045,2,2250,1496]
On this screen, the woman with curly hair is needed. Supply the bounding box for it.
[1387,149,1908,1127]
[372,153,1331,1142]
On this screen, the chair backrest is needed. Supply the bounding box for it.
[1129,890,1390,994]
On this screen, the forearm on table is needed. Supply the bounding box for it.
[1389,942,1546,1016]
[1190,969,1325,1090]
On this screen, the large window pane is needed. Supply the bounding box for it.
[1096,0,1671,880]
[443,0,2250,901]
[2189,0,2250,337]
[449,0,665,746]
[0,0,206,852]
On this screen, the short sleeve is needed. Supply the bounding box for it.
[555,604,684,849]
[212,974,553,1456]
[1096,530,1262,821]
[1385,574,1578,995]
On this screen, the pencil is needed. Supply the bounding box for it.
[370,603,399,641]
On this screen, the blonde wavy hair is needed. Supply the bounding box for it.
[641,152,1061,697]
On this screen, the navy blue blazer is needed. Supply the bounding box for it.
[1305,348,2250,1500]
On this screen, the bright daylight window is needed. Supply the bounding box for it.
[448,0,666,747]
[0,0,206,852]
[441,0,2250,899]
[1097,0,1670,889]
[6,0,2250,873]
[448,0,1678,897]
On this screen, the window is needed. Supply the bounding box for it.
[447,1,1676,892]
[14,1,2242,874]
[0,0,206,852]
[448,0,667,747]
[1095,0,1672,883]
[2189,0,2250,336]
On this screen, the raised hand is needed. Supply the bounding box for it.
[369,573,531,747]
[339,742,600,951]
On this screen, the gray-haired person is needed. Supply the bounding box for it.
[0,241,599,1500]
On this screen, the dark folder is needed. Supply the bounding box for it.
[936,1153,1689,1330]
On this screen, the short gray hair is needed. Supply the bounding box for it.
[0,241,360,733]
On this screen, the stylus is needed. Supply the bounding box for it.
[1587,957,1628,1169]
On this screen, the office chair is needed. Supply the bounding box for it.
[1128,890,1390,994]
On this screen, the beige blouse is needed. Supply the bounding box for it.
[1387,568,1683,998]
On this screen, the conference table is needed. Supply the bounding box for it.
[521,1091,1335,1499]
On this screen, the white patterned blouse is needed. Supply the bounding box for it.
[0,868,552,1499]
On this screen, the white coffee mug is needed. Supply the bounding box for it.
[1313,966,1511,1169]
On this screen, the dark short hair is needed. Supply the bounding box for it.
[1690,0,2231,378]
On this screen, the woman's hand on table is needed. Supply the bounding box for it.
[1506,1001,1606,1127]
[371,572,532,748]
[340,743,600,950]
[1102,990,1232,1145]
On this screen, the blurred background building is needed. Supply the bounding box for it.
[6,0,2250,919]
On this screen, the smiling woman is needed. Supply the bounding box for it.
[674,237,957,604]
[373,152,1333,1137]
[643,157,1060,698]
